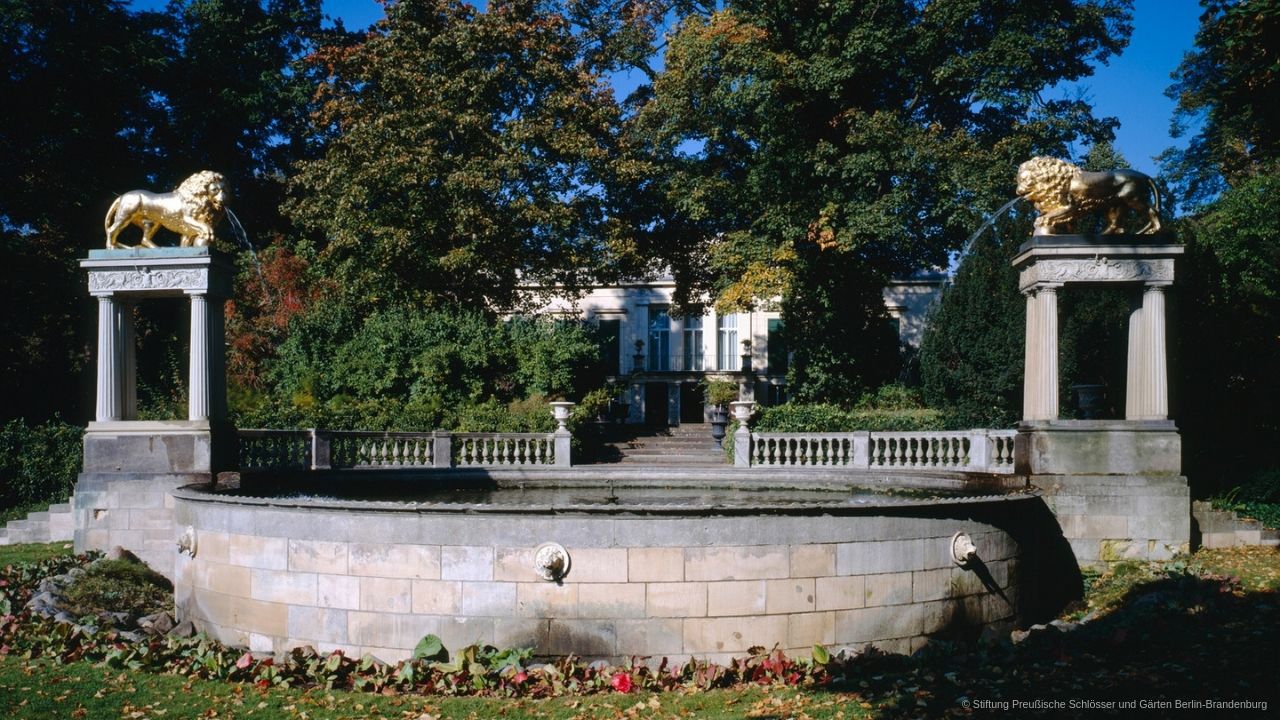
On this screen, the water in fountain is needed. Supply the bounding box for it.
[223,207,272,303]
[946,196,1024,287]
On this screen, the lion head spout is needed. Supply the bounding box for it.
[177,171,228,221]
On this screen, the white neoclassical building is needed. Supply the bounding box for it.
[528,270,944,426]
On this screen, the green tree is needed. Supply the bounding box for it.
[1174,174,1280,489]
[287,0,635,311]
[155,0,349,238]
[635,0,1132,403]
[919,212,1029,428]
[0,0,169,423]
[1162,0,1280,207]
[1157,1,1280,490]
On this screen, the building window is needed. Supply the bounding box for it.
[767,318,788,375]
[683,316,704,371]
[648,307,670,371]
[717,313,739,371]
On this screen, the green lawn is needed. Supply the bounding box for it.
[0,659,876,719]
[1,542,1277,719]
[0,541,73,565]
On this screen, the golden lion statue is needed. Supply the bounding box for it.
[1015,156,1161,235]
[104,171,227,248]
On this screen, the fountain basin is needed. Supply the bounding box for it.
[172,470,1064,663]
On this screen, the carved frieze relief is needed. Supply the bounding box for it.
[1019,257,1174,290]
[88,267,209,293]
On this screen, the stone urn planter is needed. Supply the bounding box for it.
[1070,383,1106,419]
[709,405,729,447]
[549,401,575,432]
[704,379,739,447]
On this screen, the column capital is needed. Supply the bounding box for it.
[1022,282,1064,296]
[1143,281,1174,290]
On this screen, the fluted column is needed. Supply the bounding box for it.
[188,293,210,421]
[1023,289,1039,420]
[95,295,121,421]
[1137,284,1169,420]
[1039,286,1060,420]
[1125,293,1145,419]
[1023,286,1060,422]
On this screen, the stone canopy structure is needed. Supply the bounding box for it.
[75,247,234,574]
[1012,235,1189,564]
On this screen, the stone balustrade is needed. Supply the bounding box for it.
[239,428,567,471]
[745,429,1016,473]
[454,434,558,467]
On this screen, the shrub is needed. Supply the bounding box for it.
[0,417,82,511]
[1213,468,1280,529]
[62,559,173,620]
[703,379,739,407]
[242,304,608,431]
[752,402,943,433]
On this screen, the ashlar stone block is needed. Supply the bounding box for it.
[646,582,707,618]
[707,581,766,617]
[765,578,815,614]
[627,548,683,582]
[578,583,646,619]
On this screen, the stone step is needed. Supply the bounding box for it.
[46,509,75,542]
[614,442,722,450]
[619,438,722,447]
[27,511,49,523]
[23,523,51,544]
[616,445,727,456]
[48,503,72,514]
[619,454,727,465]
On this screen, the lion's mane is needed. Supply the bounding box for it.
[1017,156,1078,213]
[175,171,226,223]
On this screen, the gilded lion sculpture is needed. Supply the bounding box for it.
[1015,156,1162,236]
[104,171,227,248]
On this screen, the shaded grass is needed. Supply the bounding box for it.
[0,542,73,566]
[0,659,878,719]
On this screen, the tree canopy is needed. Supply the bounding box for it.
[0,0,343,423]
[1162,0,1280,207]
[634,0,1132,401]
[286,0,641,312]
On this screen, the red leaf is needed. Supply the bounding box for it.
[610,672,633,693]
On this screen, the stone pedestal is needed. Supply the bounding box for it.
[75,248,234,577]
[1012,237,1189,566]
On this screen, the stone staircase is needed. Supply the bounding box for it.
[606,424,728,466]
[1192,500,1280,549]
[0,499,74,546]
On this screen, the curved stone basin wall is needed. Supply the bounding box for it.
[172,486,1035,663]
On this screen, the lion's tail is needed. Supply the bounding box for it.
[104,196,122,242]
[1148,176,1161,217]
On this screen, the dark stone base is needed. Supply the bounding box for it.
[1015,420,1181,476]
[1017,232,1176,253]
[75,422,230,579]
[1034,474,1190,566]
